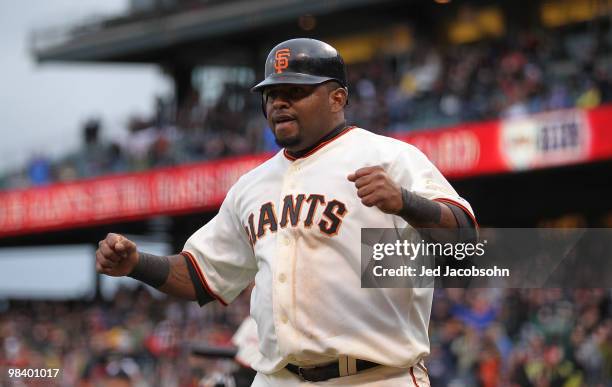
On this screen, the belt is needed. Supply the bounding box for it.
[286,358,380,382]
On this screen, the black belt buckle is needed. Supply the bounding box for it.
[297,366,308,381]
[298,365,329,382]
[286,363,334,382]
[287,360,380,382]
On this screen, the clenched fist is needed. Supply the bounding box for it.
[348,165,403,214]
[96,233,139,277]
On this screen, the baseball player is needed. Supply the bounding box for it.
[96,38,476,386]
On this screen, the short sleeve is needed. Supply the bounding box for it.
[389,143,476,225]
[182,185,257,305]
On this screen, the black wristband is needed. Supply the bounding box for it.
[128,252,170,288]
[398,188,441,224]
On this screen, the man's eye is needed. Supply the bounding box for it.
[264,86,311,102]
[264,91,278,100]
[291,87,311,98]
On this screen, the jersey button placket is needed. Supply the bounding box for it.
[274,230,292,350]
[275,162,303,352]
[274,164,294,350]
[285,162,299,191]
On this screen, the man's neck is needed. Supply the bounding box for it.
[285,121,348,159]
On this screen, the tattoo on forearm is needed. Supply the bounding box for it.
[128,252,170,288]
[399,188,442,224]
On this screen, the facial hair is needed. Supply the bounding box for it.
[272,127,302,148]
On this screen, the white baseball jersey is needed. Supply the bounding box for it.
[182,127,475,374]
[232,316,260,368]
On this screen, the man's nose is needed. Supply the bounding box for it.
[270,94,290,109]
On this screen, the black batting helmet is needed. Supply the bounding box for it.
[251,38,348,92]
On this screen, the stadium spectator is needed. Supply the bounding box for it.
[2,22,612,190]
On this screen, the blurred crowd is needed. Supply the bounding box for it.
[0,287,251,387]
[347,24,612,133]
[429,289,611,387]
[0,288,610,386]
[2,21,612,190]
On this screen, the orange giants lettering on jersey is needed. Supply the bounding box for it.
[245,193,347,245]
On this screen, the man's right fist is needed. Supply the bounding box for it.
[96,233,139,277]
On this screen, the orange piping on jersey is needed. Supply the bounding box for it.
[433,197,479,229]
[410,367,420,387]
[181,251,229,306]
[283,126,356,161]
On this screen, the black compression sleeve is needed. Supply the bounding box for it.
[445,202,478,243]
[128,252,170,288]
[445,202,475,228]
[183,254,215,306]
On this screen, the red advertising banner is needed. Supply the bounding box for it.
[396,120,501,178]
[399,105,612,178]
[0,155,267,238]
[1,106,612,237]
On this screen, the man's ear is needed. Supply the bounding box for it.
[329,87,348,113]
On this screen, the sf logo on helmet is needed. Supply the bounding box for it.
[274,48,291,73]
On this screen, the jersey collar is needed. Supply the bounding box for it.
[283,123,355,161]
